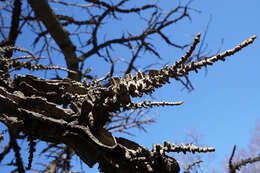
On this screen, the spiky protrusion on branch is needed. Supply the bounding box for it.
[0,34,256,173]
[0,46,77,78]
[152,141,215,155]
[108,35,256,99]
[125,100,184,110]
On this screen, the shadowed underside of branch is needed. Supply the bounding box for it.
[0,34,256,173]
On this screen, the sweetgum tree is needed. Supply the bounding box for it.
[0,0,258,172]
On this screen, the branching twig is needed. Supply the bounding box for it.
[184,160,203,173]
[228,145,260,173]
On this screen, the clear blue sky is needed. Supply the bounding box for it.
[1,0,260,172]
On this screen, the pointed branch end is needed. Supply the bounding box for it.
[196,32,201,38]
[176,100,184,105]
[249,35,257,42]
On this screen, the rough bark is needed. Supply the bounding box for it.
[0,34,255,172]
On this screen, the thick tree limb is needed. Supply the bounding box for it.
[0,34,255,172]
[0,0,257,172]
[27,0,80,81]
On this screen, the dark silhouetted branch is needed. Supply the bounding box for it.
[228,145,260,173]
[28,0,80,80]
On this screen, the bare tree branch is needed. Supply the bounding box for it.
[0,0,22,58]
[0,1,257,173]
[184,160,203,173]
[27,0,80,81]
[228,145,260,173]
[9,128,25,173]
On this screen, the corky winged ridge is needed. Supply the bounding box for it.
[0,34,256,173]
